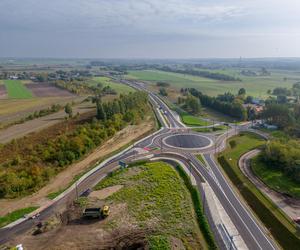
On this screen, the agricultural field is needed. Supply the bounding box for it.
[4,80,33,99]
[90,76,135,94]
[127,69,296,97]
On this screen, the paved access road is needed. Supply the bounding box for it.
[0,79,278,250]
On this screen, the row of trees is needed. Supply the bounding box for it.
[0,92,150,198]
[262,139,300,183]
[158,66,241,81]
[271,82,300,97]
[188,88,247,120]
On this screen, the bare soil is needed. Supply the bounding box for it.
[0,117,155,216]
[90,185,123,200]
[8,199,150,250]
[26,83,75,97]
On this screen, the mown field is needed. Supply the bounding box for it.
[94,161,210,249]
[127,69,296,97]
[90,77,135,94]
[218,132,300,249]
[252,156,300,198]
[4,80,33,99]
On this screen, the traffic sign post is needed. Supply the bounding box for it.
[119,161,127,169]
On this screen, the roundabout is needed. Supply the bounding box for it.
[163,133,213,150]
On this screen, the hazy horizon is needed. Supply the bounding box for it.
[1,0,300,58]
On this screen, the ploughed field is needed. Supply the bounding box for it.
[25,83,74,97]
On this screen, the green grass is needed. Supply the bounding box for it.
[0,207,38,227]
[4,80,33,99]
[90,77,134,94]
[252,156,300,198]
[94,162,207,249]
[193,125,228,133]
[196,155,206,165]
[181,114,210,126]
[148,235,171,250]
[218,132,300,249]
[127,69,295,98]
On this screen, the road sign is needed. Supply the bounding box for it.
[119,161,127,168]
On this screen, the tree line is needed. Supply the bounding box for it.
[157,66,241,81]
[0,92,150,198]
[187,88,247,120]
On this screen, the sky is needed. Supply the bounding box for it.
[0,0,300,58]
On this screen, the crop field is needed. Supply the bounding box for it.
[127,69,296,97]
[4,80,33,99]
[91,77,135,94]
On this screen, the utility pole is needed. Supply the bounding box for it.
[75,181,79,200]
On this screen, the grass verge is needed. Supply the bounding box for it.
[193,125,228,133]
[217,132,300,249]
[0,207,38,228]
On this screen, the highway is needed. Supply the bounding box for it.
[0,79,278,250]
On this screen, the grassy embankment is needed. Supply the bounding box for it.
[94,161,216,249]
[4,80,33,99]
[251,156,300,199]
[0,207,38,228]
[127,69,295,97]
[218,132,300,249]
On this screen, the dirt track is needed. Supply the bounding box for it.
[0,117,155,216]
[0,102,95,144]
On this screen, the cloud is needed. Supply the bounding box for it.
[0,0,244,32]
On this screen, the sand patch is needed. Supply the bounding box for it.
[90,185,123,200]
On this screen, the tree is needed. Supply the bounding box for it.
[159,87,168,96]
[96,99,106,121]
[64,103,73,118]
[238,88,246,96]
[184,95,201,115]
[245,96,253,104]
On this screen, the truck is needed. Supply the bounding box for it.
[83,205,110,219]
